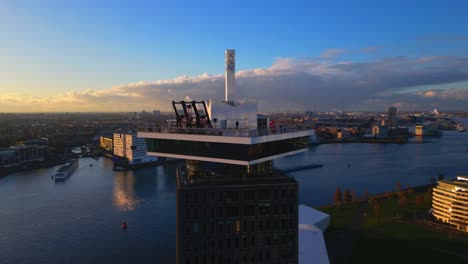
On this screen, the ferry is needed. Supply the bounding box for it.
[54,159,79,181]
[457,123,466,132]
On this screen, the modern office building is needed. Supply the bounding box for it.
[0,144,47,168]
[138,49,316,264]
[113,132,157,164]
[432,177,468,232]
[415,125,423,136]
[100,136,113,151]
[387,107,397,129]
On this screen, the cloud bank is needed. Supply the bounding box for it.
[2,54,468,112]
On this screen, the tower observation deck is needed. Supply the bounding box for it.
[137,50,314,264]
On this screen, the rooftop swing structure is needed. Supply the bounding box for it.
[172,100,212,129]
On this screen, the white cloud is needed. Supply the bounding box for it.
[2,53,468,112]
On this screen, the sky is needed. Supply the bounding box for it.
[1,0,468,112]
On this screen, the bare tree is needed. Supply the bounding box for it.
[437,173,445,181]
[351,190,358,202]
[334,188,342,207]
[396,181,402,192]
[407,184,414,196]
[344,189,352,204]
[385,191,394,200]
[373,200,382,223]
[415,195,424,206]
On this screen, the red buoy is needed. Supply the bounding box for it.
[122,222,128,230]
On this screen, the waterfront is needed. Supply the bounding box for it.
[1,126,468,263]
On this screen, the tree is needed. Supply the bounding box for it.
[438,173,445,181]
[407,185,414,196]
[430,177,437,186]
[398,196,409,207]
[396,181,402,192]
[385,191,394,200]
[351,190,358,202]
[344,189,352,204]
[373,200,382,223]
[362,190,369,200]
[415,195,424,206]
[334,188,342,207]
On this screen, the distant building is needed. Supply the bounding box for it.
[378,125,388,138]
[388,127,409,138]
[371,123,380,137]
[415,125,423,136]
[337,131,342,139]
[0,144,47,168]
[153,110,161,117]
[99,136,113,151]
[113,133,126,157]
[432,177,468,232]
[0,149,19,168]
[113,132,157,164]
[388,107,397,128]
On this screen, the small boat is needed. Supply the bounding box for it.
[457,123,466,132]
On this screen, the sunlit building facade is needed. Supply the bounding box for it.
[432,177,468,232]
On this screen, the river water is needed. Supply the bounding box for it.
[1,120,467,263]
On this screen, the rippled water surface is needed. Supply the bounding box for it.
[1,119,467,263]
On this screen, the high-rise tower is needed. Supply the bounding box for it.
[138,50,314,264]
[225,49,235,102]
[388,106,397,129]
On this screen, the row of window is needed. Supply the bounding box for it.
[184,218,296,236]
[183,247,297,264]
[184,204,296,219]
[184,234,296,252]
[183,189,297,204]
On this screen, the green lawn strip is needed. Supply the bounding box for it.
[349,233,467,264]
[351,221,468,263]
[320,203,360,229]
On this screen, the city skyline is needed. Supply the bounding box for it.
[1,1,468,112]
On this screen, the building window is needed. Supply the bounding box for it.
[259,190,271,200]
[235,220,241,233]
[243,205,255,217]
[227,206,239,217]
[243,190,255,201]
[193,223,199,233]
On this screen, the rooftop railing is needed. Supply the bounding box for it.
[137,124,314,138]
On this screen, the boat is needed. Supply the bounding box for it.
[54,159,79,181]
[457,123,466,132]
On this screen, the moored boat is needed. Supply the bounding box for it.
[54,159,79,181]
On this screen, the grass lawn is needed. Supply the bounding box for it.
[321,188,468,263]
[351,222,468,264]
[320,203,360,229]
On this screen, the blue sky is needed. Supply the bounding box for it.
[1,0,468,111]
